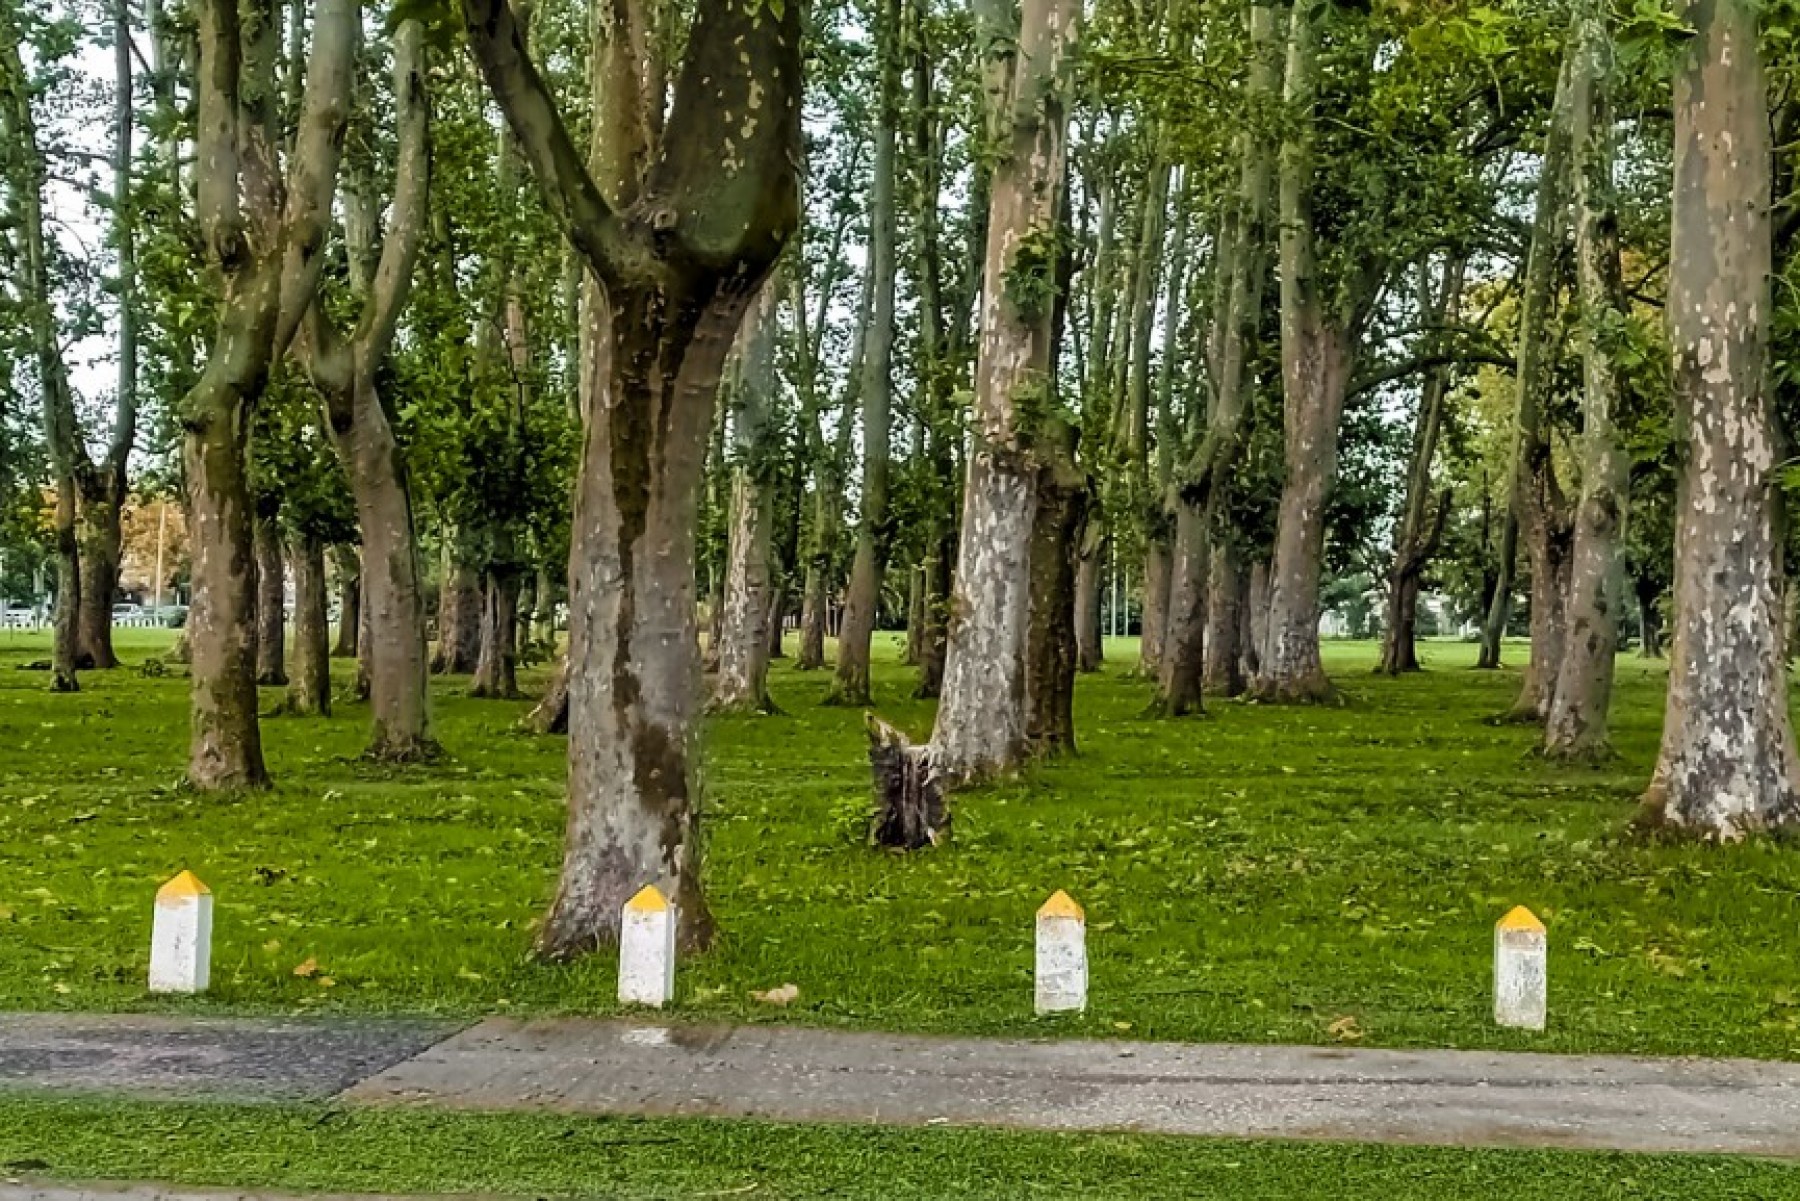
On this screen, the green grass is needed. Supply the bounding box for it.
[4,627,1800,1061]
[3,1097,1800,1200]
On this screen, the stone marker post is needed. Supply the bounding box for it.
[619,884,677,1007]
[1494,905,1547,1030]
[1035,890,1087,1015]
[149,870,213,994]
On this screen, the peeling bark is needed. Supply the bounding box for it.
[1644,0,1800,833]
[1544,2,1629,760]
[463,0,801,952]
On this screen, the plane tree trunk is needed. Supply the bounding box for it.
[179,0,354,788]
[297,20,434,758]
[830,0,901,708]
[463,0,801,952]
[711,281,781,714]
[1544,2,1629,759]
[921,0,1078,785]
[284,531,331,715]
[1644,0,1800,833]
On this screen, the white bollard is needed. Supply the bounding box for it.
[149,870,213,994]
[1494,905,1547,1031]
[1035,890,1087,1015]
[618,884,677,1008]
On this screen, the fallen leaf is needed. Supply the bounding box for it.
[750,983,800,1007]
[457,967,484,982]
[1327,1015,1364,1042]
[318,977,337,988]
[292,957,319,978]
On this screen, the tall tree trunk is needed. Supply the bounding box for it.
[927,0,1078,783]
[1252,0,1354,704]
[1203,539,1246,697]
[75,484,124,670]
[3,9,82,691]
[1544,2,1629,759]
[1159,0,1279,711]
[1025,436,1088,756]
[1635,572,1664,658]
[332,545,360,658]
[285,532,330,715]
[254,512,288,686]
[1480,51,1575,671]
[1378,258,1464,676]
[434,553,483,673]
[711,282,780,714]
[463,0,802,952]
[1645,0,1800,833]
[830,0,901,707]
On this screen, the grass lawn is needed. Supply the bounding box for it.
[4,1097,1800,1200]
[3,626,1800,1060]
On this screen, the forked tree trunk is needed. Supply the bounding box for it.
[465,0,800,953]
[1645,0,1800,833]
[332,545,361,658]
[1203,540,1246,696]
[1544,2,1629,759]
[253,513,287,686]
[711,283,780,715]
[285,532,331,715]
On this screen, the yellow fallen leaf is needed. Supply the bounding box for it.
[293,957,319,978]
[1327,1015,1364,1042]
[750,983,800,1007]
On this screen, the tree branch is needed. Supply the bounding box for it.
[357,19,429,365]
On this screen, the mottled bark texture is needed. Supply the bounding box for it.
[470,571,521,698]
[463,0,800,952]
[181,0,354,788]
[1245,557,1270,680]
[1645,0,1800,834]
[254,512,288,686]
[298,18,435,756]
[284,532,331,715]
[1074,538,1105,671]
[527,656,570,733]
[1480,52,1574,672]
[1544,2,1629,760]
[830,0,902,708]
[710,282,781,714]
[924,0,1078,784]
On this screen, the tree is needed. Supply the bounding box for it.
[1644,0,1800,832]
[295,18,434,757]
[462,0,802,953]
[927,0,1079,782]
[1543,0,1628,759]
[830,0,902,708]
[181,0,356,789]
[0,0,82,692]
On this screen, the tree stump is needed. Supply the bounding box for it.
[865,714,946,850]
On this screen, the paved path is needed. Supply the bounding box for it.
[8,1013,1800,1156]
